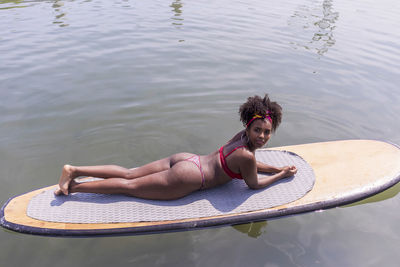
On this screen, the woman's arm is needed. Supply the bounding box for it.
[240,153,297,190]
[247,166,297,190]
[255,166,297,189]
[256,161,283,173]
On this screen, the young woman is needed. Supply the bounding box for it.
[55,94,297,200]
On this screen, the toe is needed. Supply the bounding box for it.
[54,188,62,196]
[54,188,67,196]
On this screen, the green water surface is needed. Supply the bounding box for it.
[1,0,399,266]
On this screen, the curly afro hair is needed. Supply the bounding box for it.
[239,94,282,133]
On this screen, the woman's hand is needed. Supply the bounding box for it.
[280,165,297,178]
[245,163,298,190]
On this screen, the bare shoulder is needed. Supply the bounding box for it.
[237,148,256,162]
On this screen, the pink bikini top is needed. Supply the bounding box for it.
[219,145,247,179]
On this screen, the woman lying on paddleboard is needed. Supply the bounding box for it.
[55,94,297,199]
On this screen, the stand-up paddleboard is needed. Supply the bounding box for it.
[1,139,400,236]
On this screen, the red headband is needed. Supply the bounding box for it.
[246,113,272,128]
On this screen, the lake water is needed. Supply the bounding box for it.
[1,0,400,266]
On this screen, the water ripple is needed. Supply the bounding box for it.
[1,0,400,264]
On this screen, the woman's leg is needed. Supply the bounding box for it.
[56,153,195,195]
[68,161,202,200]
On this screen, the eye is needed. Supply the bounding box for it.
[265,130,271,135]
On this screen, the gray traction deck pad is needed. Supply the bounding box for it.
[27,150,315,223]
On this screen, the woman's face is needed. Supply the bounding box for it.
[246,119,272,149]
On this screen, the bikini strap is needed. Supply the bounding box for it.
[223,145,247,158]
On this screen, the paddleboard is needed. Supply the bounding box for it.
[1,139,400,236]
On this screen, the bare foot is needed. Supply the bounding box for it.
[54,179,77,196]
[54,187,64,196]
[58,164,75,195]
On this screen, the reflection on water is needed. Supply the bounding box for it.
[52,0,68,27]
[233,182,400,239]
[314,0,338,55]
[170,0,183,27]
[170,0,185,42]
[289,0,339,55]
[1,0,400,265]
[232,221,268,238]
[344,182,400,208]
[0,0,28,10]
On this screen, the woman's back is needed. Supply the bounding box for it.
[199,138,250,189]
